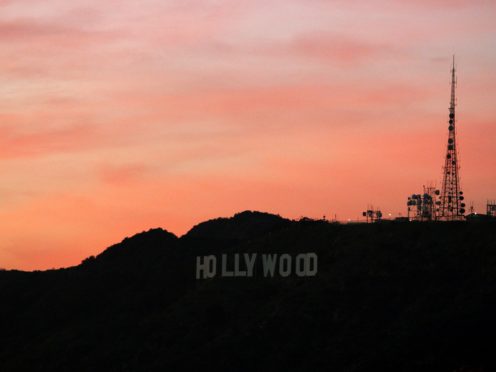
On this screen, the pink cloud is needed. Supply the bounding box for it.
[108,81,431,127]
[395,0,491,8]
[0,124,100,159]
[98,163,149,186]
[0,0,495,270]
[286,32,396,64]
[0,18,121,46]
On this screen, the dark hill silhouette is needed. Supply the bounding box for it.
[84,228,178,267]
[184,210,292,241]
[0,212,495,372]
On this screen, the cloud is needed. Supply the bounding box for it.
[284,32,396,64]
[311,0,492,10]
[0,0,495,270]
[0,18,121,46]
[98,163,149,186]
[395,0,491,8]
[0,124,100,159]
[109,81,430,127]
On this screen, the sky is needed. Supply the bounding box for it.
[0,0,495,270]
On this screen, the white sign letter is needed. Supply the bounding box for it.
[295,254,306,277]
[234,254,247,277]
[221,254,234,277]
[279,254,292,277]
[244,253,257,277]
[196,255,217,279]
[306,253,318,276]
[262,254,277,277]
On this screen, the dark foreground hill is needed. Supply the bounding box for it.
[1,211,496,372]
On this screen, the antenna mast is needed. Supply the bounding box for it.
[437,56,465,220]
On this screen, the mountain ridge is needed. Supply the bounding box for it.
[1,211,495,371]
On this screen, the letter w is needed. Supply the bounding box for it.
[262,254,277,277]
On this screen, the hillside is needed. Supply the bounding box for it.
[1,211,495,371]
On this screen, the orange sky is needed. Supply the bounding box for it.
[1,0,495,270]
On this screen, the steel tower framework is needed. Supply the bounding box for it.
[438,57,465,220]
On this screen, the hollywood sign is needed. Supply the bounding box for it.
[196,253,318,279]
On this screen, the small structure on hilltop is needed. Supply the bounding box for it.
[362,207,382,223]
[407,185,437,221]
[487,201,496,218]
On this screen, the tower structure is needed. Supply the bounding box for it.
[408,185,437,221]
[437,57,465,220]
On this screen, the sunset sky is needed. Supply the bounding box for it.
[1,0,495,270]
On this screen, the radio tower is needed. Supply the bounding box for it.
[438,56,465,220]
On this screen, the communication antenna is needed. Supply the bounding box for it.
[437,56,465,220]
